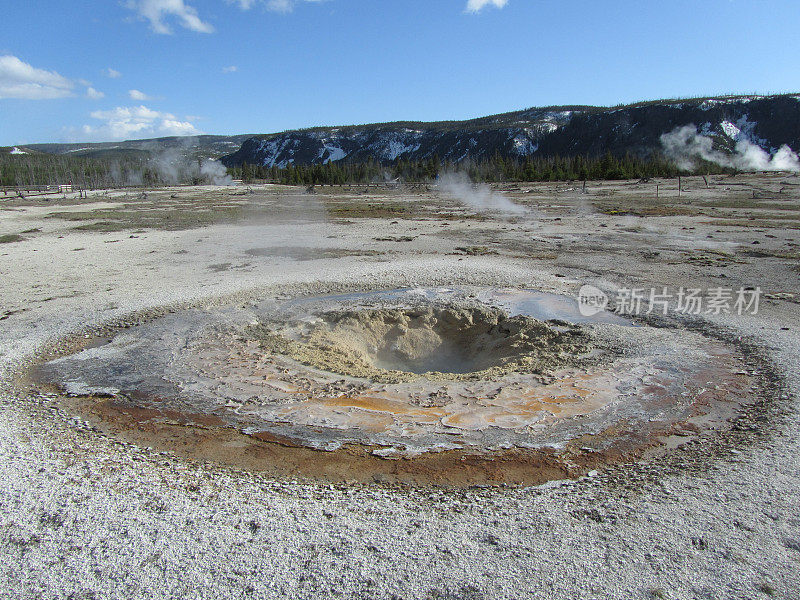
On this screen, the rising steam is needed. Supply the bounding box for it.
[438,172,527,215]
[147,146,233,186]
[660,124,800,173]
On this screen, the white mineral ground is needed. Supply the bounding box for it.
[0,175,798,598]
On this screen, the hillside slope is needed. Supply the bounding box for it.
[220,95,800,168]
[11,135,255,162]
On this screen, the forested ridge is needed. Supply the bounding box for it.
[228,152,729,186]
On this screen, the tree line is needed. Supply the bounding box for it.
[0,154,218,188]
[229,152,732,186]
[3,150,732,189]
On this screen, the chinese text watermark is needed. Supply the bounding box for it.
[578,285,761,317]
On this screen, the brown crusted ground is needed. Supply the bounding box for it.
[21,313,758,487]
[53,364,752,488]
[57,395,607,486]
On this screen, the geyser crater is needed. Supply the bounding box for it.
[247,305,592,382]
[28,287,762,485]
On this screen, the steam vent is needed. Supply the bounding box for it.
[36,287,754,486]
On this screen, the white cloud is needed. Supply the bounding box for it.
[265,0,296,11]
[105,68,122,79]
[77,105,202,140]
[125,0,214,34]
[222,65,238,73]
[86,87,105,99]
[465,0,508,13]
[231,0,326,13]
[0,55,75,100]
[129,89,155,100]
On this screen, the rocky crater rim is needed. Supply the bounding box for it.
[247,304,594,383]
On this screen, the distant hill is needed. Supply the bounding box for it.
[7,94,799,171]
[0,146,43,156]
[10,134,256,162]
[219,94,800,168]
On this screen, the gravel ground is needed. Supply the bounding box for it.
[1,180,799,599]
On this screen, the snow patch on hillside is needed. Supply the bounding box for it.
[318,144,346,163]
[511,130,538,155]
[383,139,421,161]
[699,96,764,110]
[718,116,768,147]
[720,120,741,139]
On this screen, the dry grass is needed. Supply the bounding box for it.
[593,202,697,217]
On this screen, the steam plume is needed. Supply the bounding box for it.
[438,172,526,215]
[199,159,233,185]
[661,124,800,172]
[143,141,233,186]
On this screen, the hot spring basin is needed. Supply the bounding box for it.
[32,287,754,485]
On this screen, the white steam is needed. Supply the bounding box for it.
[147,146,233,186]
[200,159,234,186]
[661,124,800,172]
[438,172,526,216]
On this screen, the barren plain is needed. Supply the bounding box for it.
[1,174,799,599]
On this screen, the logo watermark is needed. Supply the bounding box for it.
[578,285,609,317]
[577,285,761,316]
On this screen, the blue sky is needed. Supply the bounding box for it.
[1,0,798,145]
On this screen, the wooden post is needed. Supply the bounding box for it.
[656,184,659,200]
[678,176,682,198]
